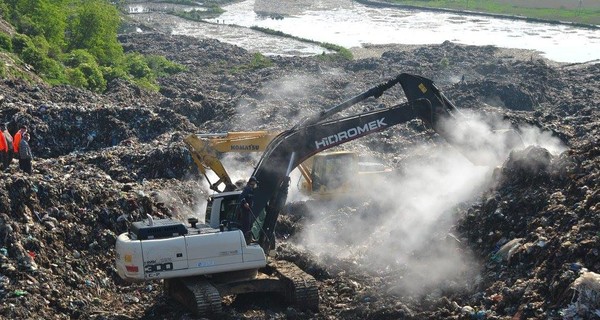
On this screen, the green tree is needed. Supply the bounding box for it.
[1,0,184,91]
[7,0,66,48]
[65,67,88,87]
[0,1,10,20]
[31,0,66,49]
[64,49,97,68]
[66,0,123,65]
[78,62,106,92]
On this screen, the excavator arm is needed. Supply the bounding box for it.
[182,73,419,194]
[248,73,465,253]
[183,131,279,192]
[251,98,443,252]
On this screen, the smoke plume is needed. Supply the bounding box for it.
[295,109,566,295]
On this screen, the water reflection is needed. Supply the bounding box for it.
[126,1,600,63]
[214,0,600,63]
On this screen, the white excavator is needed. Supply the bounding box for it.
[115,73,521,316]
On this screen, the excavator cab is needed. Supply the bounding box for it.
[204,191,242,229]
[310,151,357,196]
[298,151,392,199]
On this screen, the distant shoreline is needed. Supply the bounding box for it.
[355,0,600,30]
[494,0,600,10]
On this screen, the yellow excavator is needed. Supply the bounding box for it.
[183,131,392,198]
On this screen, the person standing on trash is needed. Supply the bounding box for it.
[1,124,13,170]
[238,176,258,242]
[19,132,33,174]
[0,124,7,170]
[13,125,27,157]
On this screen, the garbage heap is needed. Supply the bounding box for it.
[0,30,598,320]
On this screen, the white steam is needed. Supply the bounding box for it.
[198,70,568,294]
[210,152,260,187]
[151,184,206,221]
[233,74,331,129]
[438,110,566,166]
[296,109,566,295]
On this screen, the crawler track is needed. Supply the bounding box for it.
[165,277,222,316]
[164,260,318,317]
[271,260,319,311]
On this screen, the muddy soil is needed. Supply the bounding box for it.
[0,29,598,320]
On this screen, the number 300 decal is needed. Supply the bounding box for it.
[144,262,173,273]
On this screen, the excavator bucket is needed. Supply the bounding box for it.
[397,73,461,129]
[398,73,524,165]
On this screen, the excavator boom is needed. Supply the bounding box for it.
[251,97,441,251]
[248,73,523,253]
[184,131,279,191]
[249,73,469,252]
[183,73,422,193]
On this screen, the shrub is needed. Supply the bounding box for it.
[0,32,12,52]
[31,35,50,56]
[249,52,273,69]
[20,43,65,83]
[124,53,153,79]
[11,33,32,54]
[40,58,66,84]
[79,63,107,92]
[132,77,159,92]
[144,55,186,77]
[64,49,97,68]
[101,66,130,83]
[320,42,353,60]
[20,46,44,69]
[66,67,88,87]
[439,57,450,69]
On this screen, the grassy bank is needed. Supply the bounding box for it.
[387,0,600,25]
[171,6,225,21]
[250,26,353,60]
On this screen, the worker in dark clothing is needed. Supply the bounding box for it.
[238,176,258,242]
[13,125,27,158]
[19,132,33,174]
[1,124,13,170]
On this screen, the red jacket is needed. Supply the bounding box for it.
[13,131,22,153]
[0,132,6,152]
